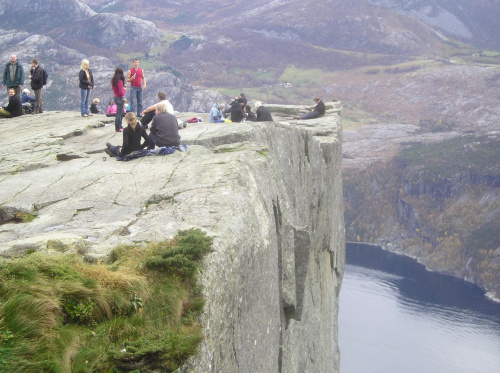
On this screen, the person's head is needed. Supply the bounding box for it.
[240,93,245,98]
[93,98,100,105]
[156,101,170,113]
[157,91,167,101]
[237,98,245,106]
[8,88,15,97]
[111,67,125,86]
[108,100,112,106]
[23,88,30,94]
[31,58,38,68]
[244,104,252,113]
[217,102,224,109]
[125,112,138,130]
[133,59,139,69]
[255,101,262,110]
[124,98,128,104]
[10,55,17,64]
[81,59,89,70]
[314,97,321,103]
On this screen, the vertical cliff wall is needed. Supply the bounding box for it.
[0,105,344,372]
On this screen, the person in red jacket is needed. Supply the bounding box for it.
[111,67,127,132]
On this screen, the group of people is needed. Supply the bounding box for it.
[209,93,275,123]
[1,54,45,118]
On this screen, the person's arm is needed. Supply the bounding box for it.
[126,69,133,83]
[2,65,6,87]
[142,103,156,114]
[28,95,36,103]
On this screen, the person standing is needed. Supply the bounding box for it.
[0,88,22,118]
[29,58,44,114]
[2,54,25,96]
[78,59,94,117]
[111,67,127,132]
[127,58,146,117]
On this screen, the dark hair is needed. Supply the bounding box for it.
[158,91,167,100]
[31,58,38,65]
[245,104,252,112]
[237,98,245,104]
[111,67,125,87]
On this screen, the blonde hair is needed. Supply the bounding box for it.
[254,101,262,109]
[93,98,100,104]
[125,112,138,130]
[80,59,89,70]
[156,101,170,113]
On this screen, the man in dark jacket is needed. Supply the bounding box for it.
[30,58,44,114]
[296,98,326,120]
[148,101,180,149]
[255,101,274,122]
[229,98,245,122]
[2,55,25,96]
[0,88,22,118]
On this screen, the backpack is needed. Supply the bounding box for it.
[42,68,48,86]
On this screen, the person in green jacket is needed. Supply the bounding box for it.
[2,55,25,96]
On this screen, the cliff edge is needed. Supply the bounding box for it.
[0,104,345,372]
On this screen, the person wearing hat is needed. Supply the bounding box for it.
[21,89,35,105]
[255,101,274,122]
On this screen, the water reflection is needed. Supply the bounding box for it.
[339,243,500,373]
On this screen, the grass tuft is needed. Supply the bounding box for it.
[0,228,212,372]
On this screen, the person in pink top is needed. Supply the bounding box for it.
[111,67,127,132]
[126,58,146,117]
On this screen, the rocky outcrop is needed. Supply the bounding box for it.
[0,104,344,372]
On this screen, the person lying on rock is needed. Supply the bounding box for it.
[148,101,180,149]
[0,88,22,118]
[105,112,149,157]
[294,97,325,120]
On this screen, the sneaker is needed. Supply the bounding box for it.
[115,129,122,132]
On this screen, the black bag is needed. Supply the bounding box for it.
[42,68,48,86]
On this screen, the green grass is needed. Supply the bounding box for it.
[0,229,212,373]
[398,135,500,178]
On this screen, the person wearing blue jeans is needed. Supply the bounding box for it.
[78,59,94,117]
[126,59,146,117]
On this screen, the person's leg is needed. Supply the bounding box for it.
[129,87,138,115]
[110,145,121,156]
[34,89,41,114]
[80,88,86,116]
[85,89,91,115]
[0,109,11,118]
[13,86,21,97]
[148,133,159,150]
[137,88,143,116]
[114,97,124,131]
[140,110,155,128]
[300,111,320,120]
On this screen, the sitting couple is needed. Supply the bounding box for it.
[106,102,180,158]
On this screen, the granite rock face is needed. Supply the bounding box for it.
[0,105,344,372]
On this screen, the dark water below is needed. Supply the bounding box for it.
[339,243,500,373]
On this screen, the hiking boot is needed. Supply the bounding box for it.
[106,142,112,149]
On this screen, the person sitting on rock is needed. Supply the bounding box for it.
[255,101,274,122]
[0,88,22,118]
[228,98,245,122]
[140,91,174,129]
[244,104,256,122]
[295,98,325,120]
[105,112,149,157]
[148,101,180,149]
[209,102,225,123]
[106,100,126,117]
[21,89,36,105]
[90,98,101,114]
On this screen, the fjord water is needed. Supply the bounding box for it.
[339,243,500,373]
